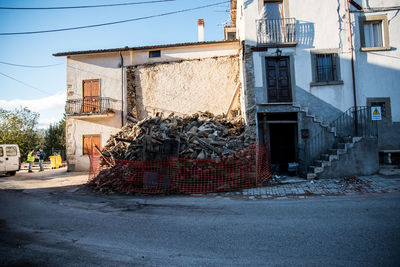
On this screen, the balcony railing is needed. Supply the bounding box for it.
[257,18,297,45]
[66,97,116,116]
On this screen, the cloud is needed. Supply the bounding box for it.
[37,117,61,129]
[0,92,65,112]
[0,92,66,129]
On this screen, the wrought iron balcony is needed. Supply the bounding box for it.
[257,18,297,45]
[66,97,116,116]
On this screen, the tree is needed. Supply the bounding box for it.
[44,115,66,160]
[0,107,41,160]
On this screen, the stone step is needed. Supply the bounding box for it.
[309,165,323,174]
[314,160,323,167]
[315,159,331,168]
[307,172,317,179]
[328,149,338,155]
[321,154,330,161]
[335,143,346,149]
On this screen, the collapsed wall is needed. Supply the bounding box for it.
[126,55,241,120]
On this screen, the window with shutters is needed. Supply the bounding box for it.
[310,50,343,86]
[82,79,100,113]
[359,15,390,51]
[82,134,101,155]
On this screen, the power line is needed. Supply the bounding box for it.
[0,1,229,35]
[0,71,51,95]
[0,61,63,68]
[351,6,400,12]
[0,0,175,10]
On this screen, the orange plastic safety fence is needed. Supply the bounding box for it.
[89,143,272,194]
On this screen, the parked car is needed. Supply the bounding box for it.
[0,144,21,176]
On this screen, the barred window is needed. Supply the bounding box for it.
[316,54,336,82]
[370,102,386,117]
[311,51,341,85]
[367,97,391,121]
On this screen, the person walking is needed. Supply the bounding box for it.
[38,148,45,172]
[27,149,35,173]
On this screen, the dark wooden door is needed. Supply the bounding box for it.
[82,79,100,113]
[266,57,292,103]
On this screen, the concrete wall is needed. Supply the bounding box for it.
[351,0,400,150]
[319,138,379,178]
[128,55,240,118]
[353,1,400,121]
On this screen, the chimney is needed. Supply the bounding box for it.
[198,19,204,42]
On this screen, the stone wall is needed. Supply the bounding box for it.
[319,138,379,178]
[126,55,240,119]
[243,45,257,135]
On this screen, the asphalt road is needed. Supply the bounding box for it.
[0,184,399,267]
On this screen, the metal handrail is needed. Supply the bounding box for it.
[257,17,297,44]
[66,97,116,115]
[304,106,378,170]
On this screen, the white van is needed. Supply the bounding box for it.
[0,144,21,176]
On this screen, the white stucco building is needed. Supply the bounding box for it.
[233,0,400,177]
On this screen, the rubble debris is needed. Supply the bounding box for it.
[98,111,255,169]
[336,175,372,192]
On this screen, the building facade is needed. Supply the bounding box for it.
[55,41,241,171]
[56,0,400,176]
[234,0,400,177]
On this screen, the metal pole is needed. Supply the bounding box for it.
[346,0,358,136]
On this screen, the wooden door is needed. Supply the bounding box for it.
[83,135,101,155]
[266,57,292,103]
[82,79,100,113]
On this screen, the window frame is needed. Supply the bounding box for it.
[359,15,390,52]
[367,97,392,122]
[259,0,289,18]
[82,79,101,98]
[6,146,17,156]
[224,26,237,41]
[149,50,161,58]
[310,49,343,87]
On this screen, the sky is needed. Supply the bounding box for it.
[0,0,231,128]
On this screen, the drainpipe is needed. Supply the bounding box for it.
[346,0,358,136]
[119,51,124,127]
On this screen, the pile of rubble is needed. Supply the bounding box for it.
[98,112,255,168]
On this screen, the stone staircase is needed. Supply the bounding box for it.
[292,102,336,135]
[306,137,363,179]
[292,103,375,180]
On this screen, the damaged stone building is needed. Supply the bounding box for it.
[54,40,241,171]
[55,0,400,177]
